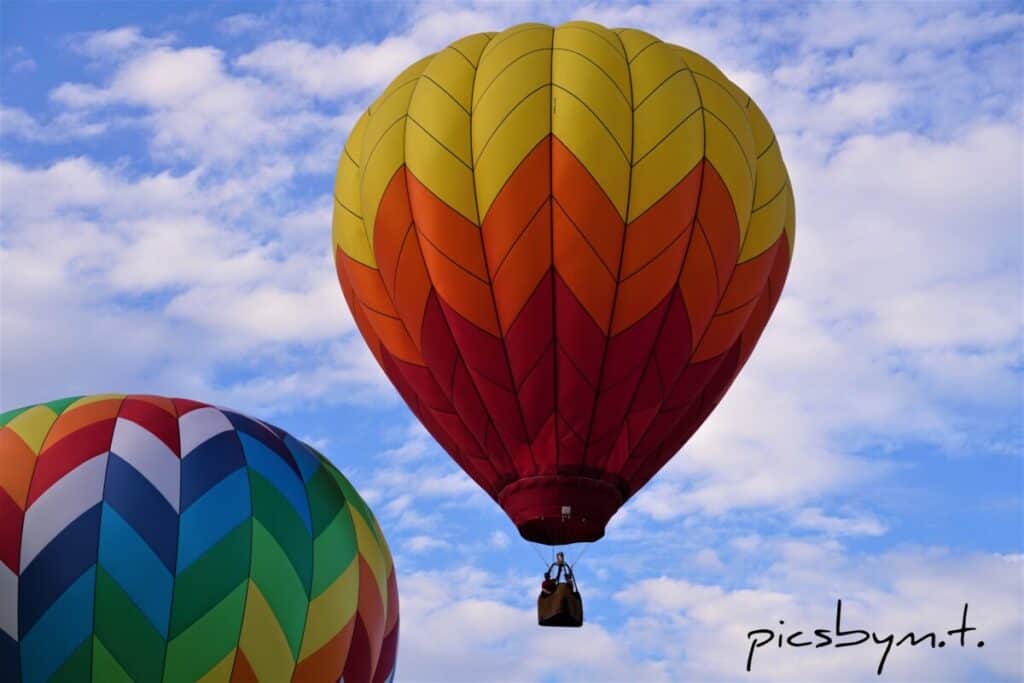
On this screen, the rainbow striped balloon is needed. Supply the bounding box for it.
[0,395,398,683]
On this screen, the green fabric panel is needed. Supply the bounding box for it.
[0,405,33,427]
[168,519,251,639]
[43,396,84,416]
[94,566,166,682]
[250,520,309,660]
[47,637,91,683]
[323,461,381,545]
[306,465,347,537]
[91,637,133,683]
[162,582,246,683]
[311,504,357,598]
[249,471,312,595]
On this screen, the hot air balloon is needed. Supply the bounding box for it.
[0,395,398,683]
[332,21,794,547]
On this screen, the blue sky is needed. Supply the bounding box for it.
[2,1,1022,680]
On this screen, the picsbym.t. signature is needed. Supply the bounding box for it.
[746,600,984,676]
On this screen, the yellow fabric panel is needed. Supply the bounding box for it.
[333,20,795,298]
[553,48,630,148]
[750,88,795,255]
[752,137,788,210]
[783,180,796,250]
[360,122,408,254]
[238,581,295,682]
[694,72,755,171]
[333,198,373,268]
[333,114,374,267]
[351,508,388,601]
[67,394,124,410]
[745,97,776,155]
[473,85,551,220]
[740,179,789,261]
[408,72,472,164]
[368,55,433,116]
[195,651,233,683]
[612,28,659,62]
[474,24,550,102]
[629,40,685,105]
[449,32,494,74]
[704,113,753,245]
[370,515,395,576]
[406,74,478,222]
[472,50,551,160]
[628,111,704,223]
[405,122,477,221]
[6,405,58,454]
[675,46,731,86]
[298,560,359,659]
[552,89,630,220]
[471,27,551,219]
[359,59,430,250]
[632,50,700,165]
[418,46,477,111]
[555,22,630,99]
[552,23,632,220]
[336,114,368,211]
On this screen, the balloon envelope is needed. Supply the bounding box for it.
[0,395,398,683]
[333,21,794,544]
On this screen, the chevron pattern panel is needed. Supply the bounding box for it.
[332,21,795,531]
[0,395,398,683]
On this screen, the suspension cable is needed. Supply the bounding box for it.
[528,541,551,569]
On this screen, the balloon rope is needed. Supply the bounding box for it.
[528,541,550,569]
[570,542,591,569]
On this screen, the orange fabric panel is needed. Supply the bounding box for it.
[125,395,177,416]
[229,650,258,683]
[337,250,422,364]
[406,173,500,336]
[372,169,414,297]
[292,620,355,683]
[341,252,400,315]
[389,221,432,349]
[482,137,551,274]
[696,161,741,290]
[679,222,719,348]
[554,200,616,331]
[373,169,431,349]
[693,298,757,362]
[492,199,552,332]
[41,398,123,451]
[356,557,386,681]
[621,164,702,278]
[718,239,780,312]
[552,137,625,275]
[0,429,35,507]
[407,173,488,281]
[336,249,385,365]
[613,228,689,334]
[416,235,500,336]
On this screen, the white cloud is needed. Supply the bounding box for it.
[398,567,670,682]
[392,543,1022,682]
[406,535,451,553]
[236,38,427,99]
[618,545,1023,682]
[217,13,270,36]
[1,106,109,142]
[693,548,725,571]
[70,26,175,59]
[629,119,1020,521]
[793,508,887,537]
[489,531,511,549]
